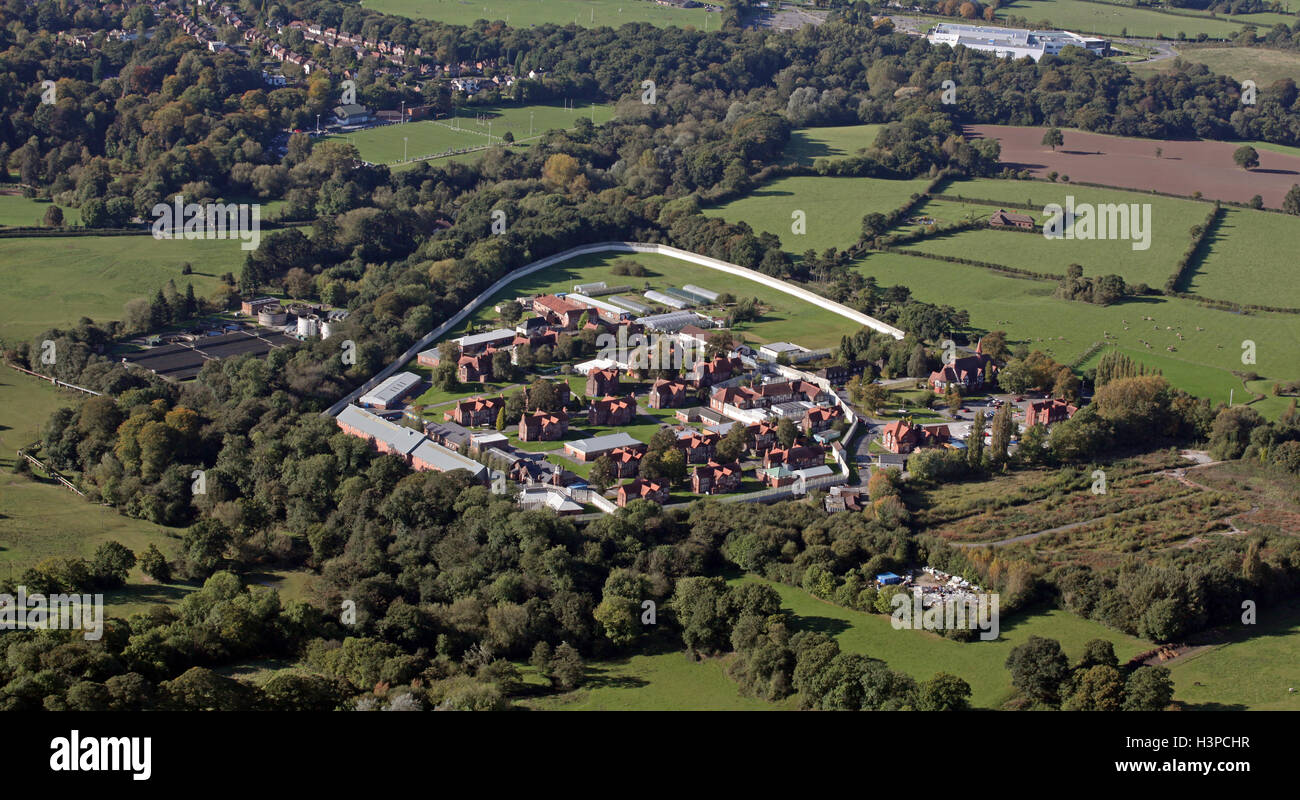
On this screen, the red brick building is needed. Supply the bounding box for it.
[588,395,636,426]
[687,355,743,389]
[585,367,621,398]
[518,408,570,441]
[445,396,505,427]
[617,479,670,507]
[676,430,720,464]
[1024,398,1078,427]
[989,208,1035,229]
[457,351,494,383]
[802,405,843,434]
[691,461,742,495]
[532,295,594,329]
[762,444,826,470]
[879,419,950,454]
[607,446,645,478]
[648,378,689,409]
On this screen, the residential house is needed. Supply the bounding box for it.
[519,409,569,442]
[989,209,1035,229]
[445,396,505,428]
[586,367,621,398]
[457,351,494,383]
[879,419,951,454]
[1025,398,1079,426]
[691,461,742,495]
[607,446,645,478]
[687,355,743,388]
[748,422,779,455]
[588,395,636,427]
[762,444,826,471]
[616,479,670,507]
[648,379,689,409]
[802,405,843,434]
[676,430,720,464]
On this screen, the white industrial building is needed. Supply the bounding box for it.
[644,289,693,310]
[359,371,422,409]
[927,23,1108,61]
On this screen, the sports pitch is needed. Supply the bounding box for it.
[324,102,615,167]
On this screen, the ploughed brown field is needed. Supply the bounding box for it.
[965,124,1300,208]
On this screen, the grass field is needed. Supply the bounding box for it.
[363,0,719,28]
[748,577,1150,709]
[1130,45,1300,88]
[996,0,1257,38]
[912,177,1211,288]
[1185,208,1300,309]
[0,195,81,228]
[705,175,934,253]
[453,249,865,349]
[517,645,791,710]
[854,250,1300,414]
[783,124,884,167]
[0,235,235,343]
[1167,601,1300,711]
[0,374,194,612]
[325,102,615,167]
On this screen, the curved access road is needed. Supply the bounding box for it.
[325,241,903,417]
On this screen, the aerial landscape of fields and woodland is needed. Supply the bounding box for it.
[0,0,1298,755]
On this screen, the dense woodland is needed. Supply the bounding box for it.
[1,0,1299,710]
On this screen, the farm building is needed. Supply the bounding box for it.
[566,293,634,322]
[644,289,693,310]
[681,284,720,303]
[635,310,709,333]
[607,295,651,315]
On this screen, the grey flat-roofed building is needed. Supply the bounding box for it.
[455,328,517,351]
[565,432,643,459]
[411,440,488,479]
[338,404,426,455]
[359,371,422,409]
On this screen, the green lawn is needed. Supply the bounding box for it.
[745,577,1150,710]
[1167,600,1300,711]
[0,195,81,228]
[363,0,720,28]
[516,647,790,710]
[910,177,1211,288]
[1130,45,1300,88]
[705,175,934,253]
[324,102,614,167]
[855,250,1300,415]
[0,374,191,614]
[783,124,884,167]
[996,0,1256,38]
[1184,207,1300,309]
[0,235,237,343]
[454,249,864,349]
